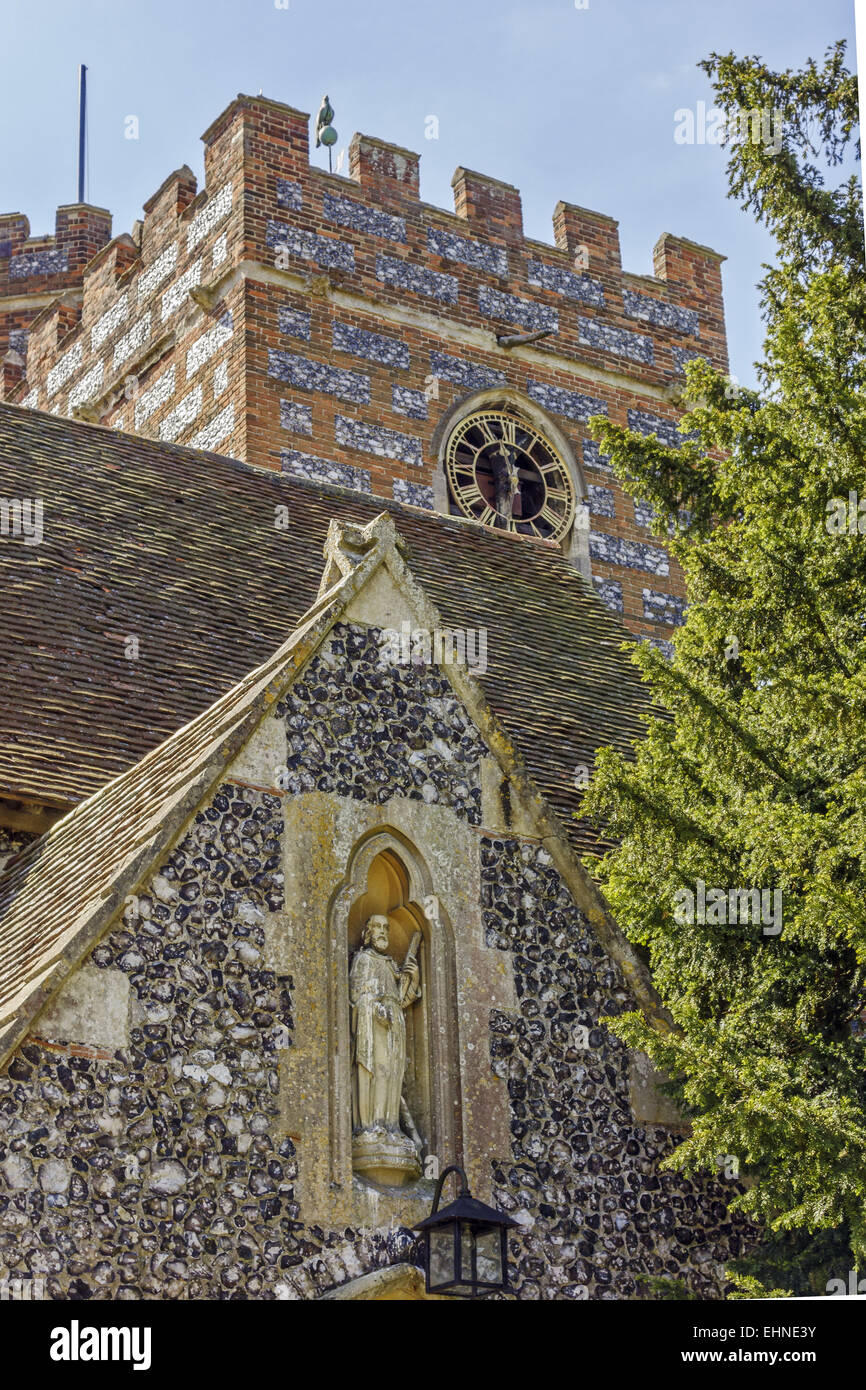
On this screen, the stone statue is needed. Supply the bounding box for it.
[349,914,423,1186]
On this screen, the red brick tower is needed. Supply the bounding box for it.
[4,94,728,649]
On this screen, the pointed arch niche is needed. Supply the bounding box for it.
[328,828,463,1191]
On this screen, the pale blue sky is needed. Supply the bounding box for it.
[0,0,858,387]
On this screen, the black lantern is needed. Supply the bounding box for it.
[415,1165,517,1298]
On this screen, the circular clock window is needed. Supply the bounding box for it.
[445,409,576,541]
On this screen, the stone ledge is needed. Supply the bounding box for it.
[318,1263,445,1300]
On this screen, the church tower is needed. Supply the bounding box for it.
[2,93,728,651]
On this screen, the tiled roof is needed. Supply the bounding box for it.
[0,557,360,1061]
[0,401,650,858]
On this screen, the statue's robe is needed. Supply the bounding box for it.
[349,947,420,1132]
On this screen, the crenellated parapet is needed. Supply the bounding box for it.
[0,204,112,291]
[0,204,113,398]
[5,90,730,646]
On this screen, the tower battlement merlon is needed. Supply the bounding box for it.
[0,204,112,401]
[349,133,420,205]
[0,203,112,289]
[553,202,623,291]
[451,167,523,247]
[141,165,199,260]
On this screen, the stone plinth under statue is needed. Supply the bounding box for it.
[349,914,423,1187]
[351,1126,421,1187]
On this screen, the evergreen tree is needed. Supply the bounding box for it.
[583,41,865,1295]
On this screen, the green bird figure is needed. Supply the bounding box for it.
[315,94,335,147]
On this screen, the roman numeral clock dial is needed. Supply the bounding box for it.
[445,409,576,541]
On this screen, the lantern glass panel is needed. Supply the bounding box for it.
[460,1222,474,1284]
[475,1227,503,1285]
[429,1226,456,1288]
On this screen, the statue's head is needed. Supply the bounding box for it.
[362,915,391,954]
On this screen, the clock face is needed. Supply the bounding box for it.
[445,410,577,541]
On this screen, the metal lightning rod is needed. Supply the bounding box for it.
[77,65,87,204]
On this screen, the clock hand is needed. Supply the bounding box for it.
[498,444,520,505]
